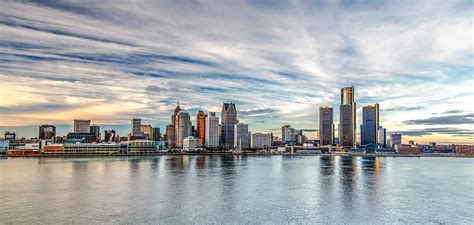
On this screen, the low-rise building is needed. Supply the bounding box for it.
[251,133,272,149]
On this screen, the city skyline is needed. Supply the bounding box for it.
[0,1,473,144]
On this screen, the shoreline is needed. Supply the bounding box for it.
[1,152,473,158]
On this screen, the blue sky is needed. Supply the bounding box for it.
[0,0,473,144]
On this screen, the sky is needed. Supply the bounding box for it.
[0,0,473,144]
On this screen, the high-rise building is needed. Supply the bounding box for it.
[104,129,116,142]
[39,124,56,141]
[340,86,356,146]
[131,118,141,136]
[390,133,402,147]
[234,123,249,150]
[176,111,191,148]
[378,127,387,147]
[74,119,91,133]
[251,133,272,148]
[361,104,379,145]
[339,104,354,147]
[152,127,161,141]
[221,102,237,148]
[205,112,220,148]
[319,107,333,146]
[196,111,207,147]
[281,125,296,144]
[140,124,153,140]
[166,102,182,148]
[90,125,100,142]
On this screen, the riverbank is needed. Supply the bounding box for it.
[1,152,473,158]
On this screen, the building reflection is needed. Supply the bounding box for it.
[338,156,357,211]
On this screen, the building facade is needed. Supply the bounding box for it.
[175,111,191,148]
[319,107,333,146]
[74,119,90,133]
[39,124,56,141]
[378,127,387,147]
[340,86,356,146]
[281,125,296,144]
[390,133,402,147]
[140,124,153,140]
[339,104,354,147]
[166,103,182,148]
[131,118,142,136]
[90,125,100,142]
[205,112,220,148]
[196,111,207,147]
[220,102,237,148]
[104,129,116,142]
[361,104,379,145]
[251,133,272,148]
[152,127,161,141]
[234,123,249,150]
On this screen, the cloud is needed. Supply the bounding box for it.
[403,113,474,125]
[442,110,463,114]
[239,108,276,116]
[393,127,474,137]
[382,106,425,112]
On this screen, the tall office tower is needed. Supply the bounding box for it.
[140,124,153,140]
[361,103,380,145]
[339,104,354,147]
[74,119,91,133]
[390,133,402,147]
[39,124,56,140]
[152,127,161,141]
[166,124,175,147]
[220,102,237,148]
[196,110,207,147]
[175,111,191,148]
[234,123,249,150]
[104,129,116,142]
[319,107,334,146]
[205,112,220,148]
[131,118,142,136]
[341,86,356,146]
[250,133,272,148]
[166,102,182,148]
[378,126,387,147]
[90,125,100,142]
[281,125,296,144]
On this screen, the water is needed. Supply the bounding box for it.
[0,156,473,223]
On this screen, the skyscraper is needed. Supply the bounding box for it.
[196,110,207,147]
[175,110,191,148]
[361,104,379,145]
[319,107,333,146]
[39,124,56,140]
[221,102,237,148]
[281,125,296,144]
[339,104,354,147]
[340,86,356,146]
[166,102,182,148]
[152,127,161,141]
[378,127,387,147]
[90,125,100,142]
[131,118,141,136]
[234,123,249,150]
[205,112,220,148]
[74,119,90,133]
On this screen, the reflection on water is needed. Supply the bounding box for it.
[0,156,472,223]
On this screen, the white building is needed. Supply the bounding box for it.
[378,127,387,146]
[251,133,272,148]
[281,125,296,143]
[183,136,196,151]
[234,123,249,150]
[205,112,219,147]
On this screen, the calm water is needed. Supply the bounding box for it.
[0,156,473,223]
